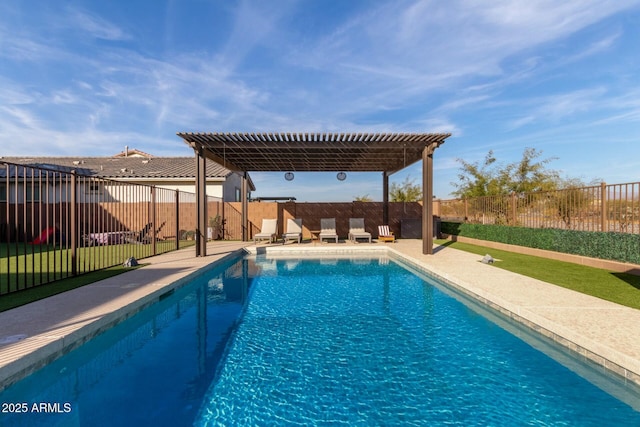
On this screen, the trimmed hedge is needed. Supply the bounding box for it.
[441,222,640,265]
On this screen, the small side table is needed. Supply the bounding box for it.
[309,230,321,244]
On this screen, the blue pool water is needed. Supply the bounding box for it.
[1,255,640,426]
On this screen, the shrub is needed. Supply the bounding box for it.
[441,221,640,264]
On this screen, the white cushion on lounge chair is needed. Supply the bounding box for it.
[348,218,371,243]
[283,218,302,244]
[254,219,278,243]
[319,218,338,243]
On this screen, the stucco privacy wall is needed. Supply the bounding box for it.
[1,199,426,242]
[227,201,424,239]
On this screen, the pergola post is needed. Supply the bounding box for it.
[195,148,207,257]
[242,172,249,241]
[382,172,389,225]
[422,145,435,255]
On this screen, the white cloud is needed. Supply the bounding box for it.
[506,87,609,130]
[294,1,639,98]
[559,31,622,65]
[0,82,37,105]
[0,105,41,129]
[51,90,77,105]
[67,8,131,41]
[0,35,53,62]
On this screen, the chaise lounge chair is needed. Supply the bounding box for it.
[378,225,396,243]
[282,218,302,244]
[122,223,154,245]
[348,218,371,243]
[254,219,278,244]
[319,218,338,243]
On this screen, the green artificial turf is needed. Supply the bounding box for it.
[0,240,195,312]
[434,239,640,310]
[0,265,143,312]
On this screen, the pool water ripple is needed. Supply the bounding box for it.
[196,257,640,426]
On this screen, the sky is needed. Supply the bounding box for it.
[1,1,639,201]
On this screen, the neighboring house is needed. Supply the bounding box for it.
[1,148,255,203]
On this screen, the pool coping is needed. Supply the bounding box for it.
[1,240,640,393]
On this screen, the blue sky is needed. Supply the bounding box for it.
[1,1,639,201]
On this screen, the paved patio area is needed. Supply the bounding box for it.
[1,239,640,394]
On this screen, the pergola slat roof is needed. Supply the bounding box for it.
[177,131,451,174]
[178,130,451,256]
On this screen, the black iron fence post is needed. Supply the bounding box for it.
[175,189,180,251]
[151,185,157,256]
[70,171,77,277]
[601,182,607,232]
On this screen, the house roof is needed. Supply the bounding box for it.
[0,156,233,179]
[0,156,244,182]
[177,131,451,174]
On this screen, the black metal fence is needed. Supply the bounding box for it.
[1,161,224,295]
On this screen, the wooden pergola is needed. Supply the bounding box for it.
[177,131,451,256]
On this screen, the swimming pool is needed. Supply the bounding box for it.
[1,254,639,426]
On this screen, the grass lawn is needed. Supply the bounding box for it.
[0,240,196,312]
[0,265,144,312]
[435,239,640,310]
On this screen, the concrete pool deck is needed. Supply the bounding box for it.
[1,239,640,391]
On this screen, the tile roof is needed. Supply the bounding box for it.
[0,156,232,179]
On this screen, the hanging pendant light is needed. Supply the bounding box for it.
[337,172,347,181]
[284,172,295,181]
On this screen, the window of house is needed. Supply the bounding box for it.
[26,184,41,202]
[235,188,241,202]
[0,183,6,202]
[87,182,104,196]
